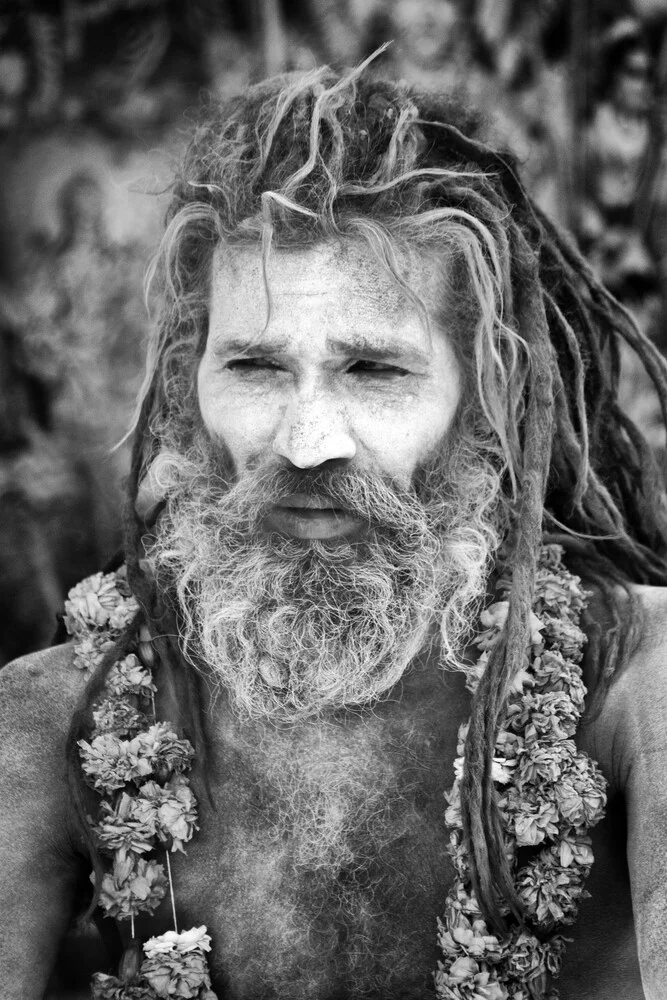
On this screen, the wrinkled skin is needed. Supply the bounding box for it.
[1,584,667,999]
[198,242,463,497]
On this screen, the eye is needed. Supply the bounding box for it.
[226,358,284,372]
[347,360,409,377]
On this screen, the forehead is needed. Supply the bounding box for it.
[208,240,443,345]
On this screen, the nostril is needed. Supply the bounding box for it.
[272,406,356,467]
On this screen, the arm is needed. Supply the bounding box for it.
[0,646,89,998]
[626,743,667,1000]
[588,586,667,1000]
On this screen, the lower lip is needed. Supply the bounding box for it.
[265,507,364,540]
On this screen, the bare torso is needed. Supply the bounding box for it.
[4,584,666,999]
[163,652,464,999]
[159,651,643,1000]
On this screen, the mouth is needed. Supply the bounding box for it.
[265,493,364,540]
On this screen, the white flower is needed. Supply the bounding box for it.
[528,611,544,644]
[491,758,515,785]
[456,754,514,785]
[509,666,534,694]
[480,602,508,630]
[558,833,594,868]
[144,926,212,957]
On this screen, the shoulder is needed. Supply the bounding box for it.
[0,642,89,724]
[0,643,89,788]
[0,646,98,993]
[579,584,667,794]
[585,585,667,997]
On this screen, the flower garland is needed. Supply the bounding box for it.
[64,567,217,1000]
[435,544,607,1000]
[64,545,605,1000]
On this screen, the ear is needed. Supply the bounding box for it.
[135,449,181,519]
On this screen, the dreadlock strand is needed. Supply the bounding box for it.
[537,203,667,435]
[543,295,589,507]
[462,257,556,926]
[598,288,667,430]
[461,637,517,928]
[549,365,588,499]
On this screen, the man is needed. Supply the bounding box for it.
[2,58,667,1000]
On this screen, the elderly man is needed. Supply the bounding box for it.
[3,60,667,1000]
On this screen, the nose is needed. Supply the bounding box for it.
[272,386,357,468]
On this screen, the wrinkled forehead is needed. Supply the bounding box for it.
[208,239,444,333]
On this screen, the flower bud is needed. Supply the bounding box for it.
[139,624,156,667]
[119,940,143,983]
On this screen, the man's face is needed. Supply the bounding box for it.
[197,240,462,540]
[151,239,500,719]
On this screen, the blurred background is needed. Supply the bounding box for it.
[1,0,667,665]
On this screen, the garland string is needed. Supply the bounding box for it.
[165,851,179,934]
[64,565,216,1000]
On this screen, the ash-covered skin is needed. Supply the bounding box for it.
[197,242,462,499]
[161,647,469,1000]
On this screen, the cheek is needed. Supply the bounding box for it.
[356,395,458,484]
[197,369,275,467]
[197,366,224,437]
[376,373,461,473]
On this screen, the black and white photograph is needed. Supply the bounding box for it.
[2,2,667,998]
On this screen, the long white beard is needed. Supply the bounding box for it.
[147,436,503,720]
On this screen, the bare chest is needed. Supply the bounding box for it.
[162,663,463,999]
[150,667,642,1000]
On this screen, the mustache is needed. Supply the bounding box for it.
[202,456,439,537]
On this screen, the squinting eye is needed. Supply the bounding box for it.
[227,358,282,372]
[348,360,409,377]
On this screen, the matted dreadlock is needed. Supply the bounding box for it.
[68,52,667,933]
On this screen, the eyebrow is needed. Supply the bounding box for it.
[214,335,431,367]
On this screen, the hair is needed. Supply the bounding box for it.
[68,53,667,934]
